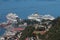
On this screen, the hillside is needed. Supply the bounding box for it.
[41,17,60,40]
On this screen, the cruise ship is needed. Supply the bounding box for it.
[6,13,19,23]
[28,12,43,22]
[28,12,55,22]
[42,14,55,20]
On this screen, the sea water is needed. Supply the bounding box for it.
[0,0,60,36]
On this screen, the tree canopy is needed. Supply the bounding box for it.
[41,17,60,40]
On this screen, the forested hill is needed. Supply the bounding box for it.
[42,17,60,40]
[7,16,60,40]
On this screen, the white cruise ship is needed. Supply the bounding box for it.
[28,12,42,22]
[6,13,18,23]
[28,13,55,22]
[42,14,55,20]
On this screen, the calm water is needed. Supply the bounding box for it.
[0,0,60,36]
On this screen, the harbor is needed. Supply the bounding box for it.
[0,12,55,40]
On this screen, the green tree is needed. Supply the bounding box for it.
[43,17,60,40]
[19,26,35,40]
[36,17,60,40]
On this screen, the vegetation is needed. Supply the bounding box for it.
[41,17,60,40]
[33,17,60,40]
[19,26,35,40]
[13,17,60,40]
[46,17,60,40]
[24,19,40,25]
